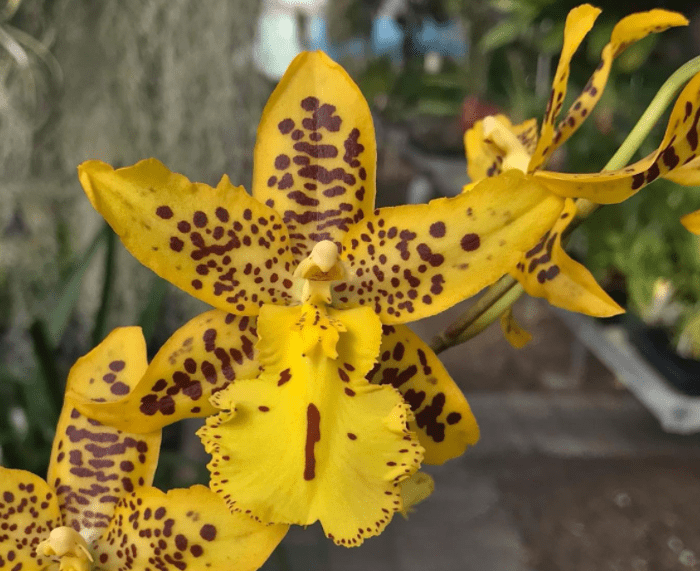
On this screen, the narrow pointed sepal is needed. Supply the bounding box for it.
[78,158,297,314]
[553,9,688,150]
[198,303,423,546]
[528,4,601,172]
[500,307,533,349]
[681,209,700,234]
[533,71,700,204]
[366,324,479,464]
[72,310,259,434]
[512,199,624,317]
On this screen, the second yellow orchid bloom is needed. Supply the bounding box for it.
[466,4,696,318]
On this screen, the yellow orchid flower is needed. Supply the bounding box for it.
[465,4,694,318]
[75,50,565,546]
[0,328,286,571]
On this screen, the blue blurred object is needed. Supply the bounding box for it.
[371,17,404,63]
[255,6,468,79]
[415,18,467,58]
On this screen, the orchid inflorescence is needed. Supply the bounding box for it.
[2,3,700,569]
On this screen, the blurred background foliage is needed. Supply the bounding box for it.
[1,0,699,487]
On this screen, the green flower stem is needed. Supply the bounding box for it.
[430,275,521,354]
[92,225,117,346]
[430,56,700,355]
[29,320,62,422]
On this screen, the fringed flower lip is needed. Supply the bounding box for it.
[465,5,697,320]
[0,328,286,571]
[75,50,565,545]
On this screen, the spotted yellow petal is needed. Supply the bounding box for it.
[664,155,700,186]
[554,10,688,150]
[78,158,297,315]
[399,471,434,518]
[681,209,700,234]
[499,307,533,349]
[50,328,162,542]
[92,485,287,571]
[0,467,62,570]
[198,303,422,546]
[512,198,623,317]
[465,115,538,181]
[334,170,565,323]
[366,324,479,465]
[528,4,601,172]
[252,51,376,261]
[73,310,259,434]
[533,71,700,203]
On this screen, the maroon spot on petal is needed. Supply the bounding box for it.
[630,173,645,190]
[200,524,217,541]
[460,233,480,251]
[170,237,184,252]
[177,220,191,233]
[429,222,446,238]
[191,279,203,290]
[258,406,270,412]
[190,545,204,557]
[446,412,462,425]
[301,96,320,111]
[275,155,291,170]
[175,534,188,551]
[279,118,295,134]
[278,368,292,386]
[193,211,208,228]
[215,207,230,222]
[304,404,321,481]
[110,382,130,396]
[347,433,357,440]
[109,360,125,372]
[156,206,173,219]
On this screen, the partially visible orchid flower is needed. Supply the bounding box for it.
[74,51,566,545]
[0,328,286,571]
[465,5,696,318]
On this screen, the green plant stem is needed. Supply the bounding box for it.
[29,320,62,422]
[430,56,700,355]
[92,225,117,346]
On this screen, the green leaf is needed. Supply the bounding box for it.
[44,224,107,346]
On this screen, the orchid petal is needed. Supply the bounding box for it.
[198,303,422,546]
[681,209,700,234]
[92,485,287,571]
[533,71,700,203]
[252,51,376,261]
[528,4,601,172]
[366,324,479,464]
[399,471,434,517]
[78,159,296,315]
[664,155,700,186]
[512,198,623,317]
[499,307,533,349]
[335,170,564,323]
[553,10,688,150]
[0,467,62,570]
[465,115,538,180]
[50,327,162,543]
[73,310,259,434]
